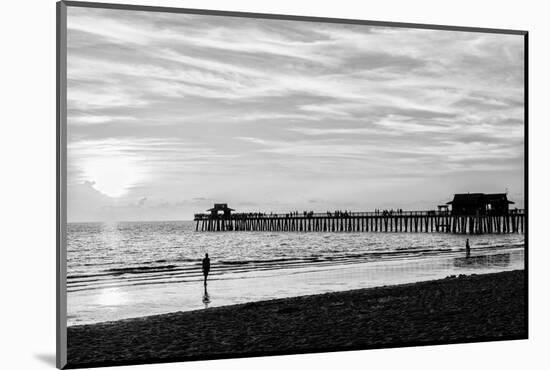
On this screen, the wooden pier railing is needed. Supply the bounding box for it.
[193,210,525,234]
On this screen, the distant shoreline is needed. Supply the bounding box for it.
[67,270,526,368]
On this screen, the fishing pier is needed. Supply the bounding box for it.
[194,199,525,235]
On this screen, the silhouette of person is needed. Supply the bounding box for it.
[202,253,211,287]
[465,238,471,258]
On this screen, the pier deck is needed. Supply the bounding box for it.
[194,210,525,234]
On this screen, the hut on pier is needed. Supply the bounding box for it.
[446,193,514,216]
[206,203,234,219]
[485,193,515,215]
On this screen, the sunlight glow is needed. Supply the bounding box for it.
[83,156,143,198]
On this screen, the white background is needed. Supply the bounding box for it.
[1,0,548,369]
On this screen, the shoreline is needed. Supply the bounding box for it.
[67,270,526,368]
[67,247,524,326]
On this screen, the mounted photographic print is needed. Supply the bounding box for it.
[56,1,528,368]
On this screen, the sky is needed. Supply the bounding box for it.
[66,7,525,222]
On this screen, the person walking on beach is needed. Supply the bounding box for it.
[465,238,471,258]
[202,253,211,287]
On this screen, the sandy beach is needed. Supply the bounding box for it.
[66,270,526,368]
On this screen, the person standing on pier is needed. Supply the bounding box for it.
[202,253,211,287]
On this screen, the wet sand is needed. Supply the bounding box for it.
[67,270,526,368]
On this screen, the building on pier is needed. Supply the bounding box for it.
[446,193,514,216]
[206,203,234,219]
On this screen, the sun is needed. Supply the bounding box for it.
[83,156,143,198]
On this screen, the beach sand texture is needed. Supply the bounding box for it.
[67,270,526,368]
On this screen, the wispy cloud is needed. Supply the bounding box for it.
[70,115,138,125]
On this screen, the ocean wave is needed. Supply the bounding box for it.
[106,265,177,274]
[219,257,315,265]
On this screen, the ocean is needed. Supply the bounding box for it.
[67,221,525,326]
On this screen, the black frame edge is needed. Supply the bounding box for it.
[57,1,68,369]
[523,32,529,338]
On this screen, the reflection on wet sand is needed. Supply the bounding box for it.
[202,287,211,308]
[454,253,510,269]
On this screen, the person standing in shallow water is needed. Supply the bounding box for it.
[465,238,471,258]
[202,253,211,287]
